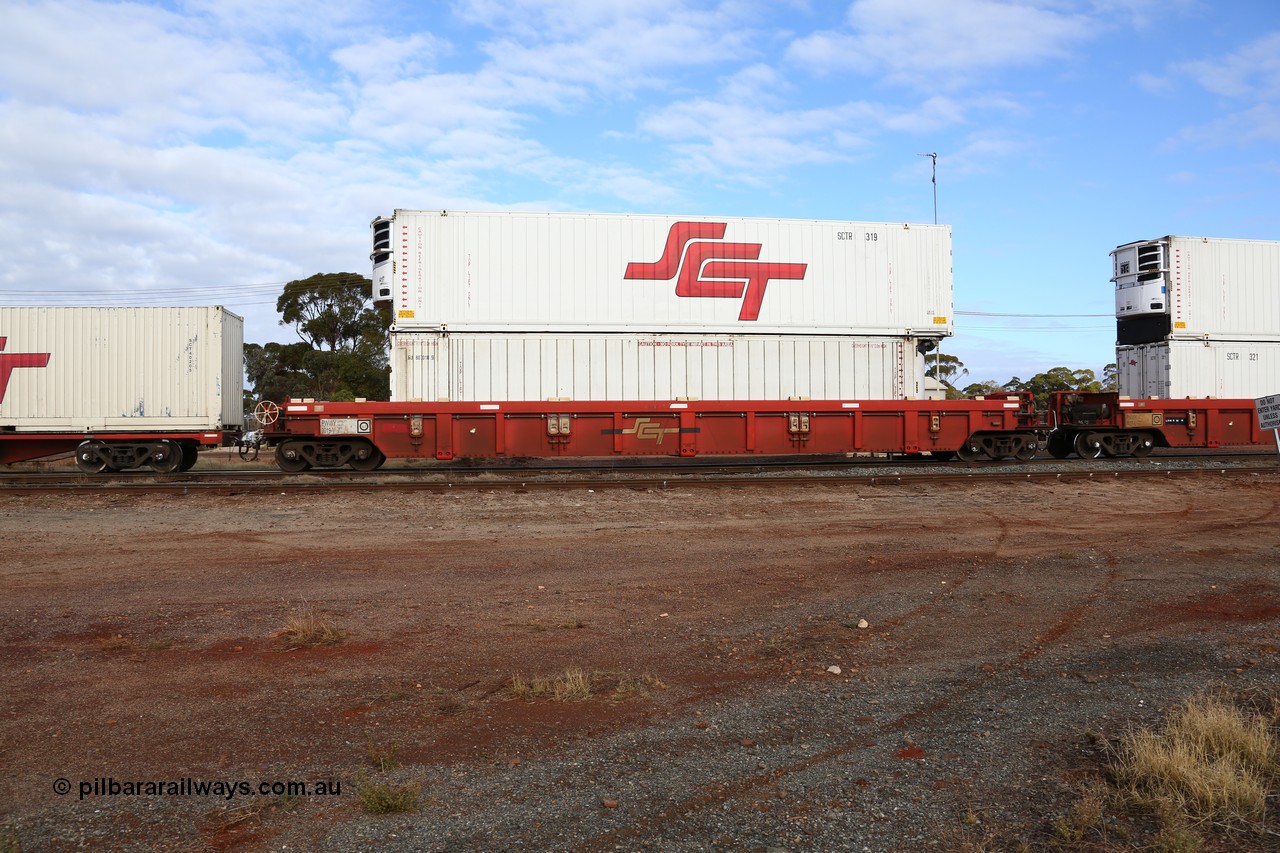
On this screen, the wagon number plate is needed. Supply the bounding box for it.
[320,418,372,435]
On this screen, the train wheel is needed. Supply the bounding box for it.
[178,443,199,472]
[1073,432,1103,459]
[1014,441,1038,461]
[274,441,311,473]
[955,441,984,462]
[1131,435,1155,458]
[348,445,385,471]
[148,440,184,474]
[75,441,110,474]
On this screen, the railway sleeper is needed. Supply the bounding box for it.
[955,432,1039,462]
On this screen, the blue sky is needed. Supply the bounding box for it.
[2,0,1277,386]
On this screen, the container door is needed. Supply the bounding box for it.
[1148,345,1170,399]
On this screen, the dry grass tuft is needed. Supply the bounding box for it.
[607,673,668,701]
[508,668,667,703]
[1112,692,1277,831]
[1024,691,1280,851]
[509,667,593,702]
[1053,782,1107,843]
[366,741,399,772]
[353,777,421,814]
[273,605,346,649]
[206,794,300,834]
[0,823,19,853]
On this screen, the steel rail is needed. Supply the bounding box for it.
[2,448,1275,488]
[1,463,1275,496]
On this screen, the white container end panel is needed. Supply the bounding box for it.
[375,211,952,337]
[392,333,923,403]
[0,307,244,432]
[1113,236,1280,343]
[1116,340,1280,399]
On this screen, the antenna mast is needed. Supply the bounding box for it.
[917,152,938,224]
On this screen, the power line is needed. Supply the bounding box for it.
[962,325,1109,332]
[956,310,1112,318]
[3,282,287,295]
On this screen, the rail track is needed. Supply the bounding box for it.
[2,449,1275,495]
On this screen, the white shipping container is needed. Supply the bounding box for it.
[391,332,926,402]
[0,307,243,431]
[1116,340,1280,399]
[373,210,952,337]
[1112,235,1280,344]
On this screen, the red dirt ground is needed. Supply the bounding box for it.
[1,472,1277,851]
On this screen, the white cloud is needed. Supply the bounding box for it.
[176,0,376,43]
[1154,31,1280,147]
[787,0,1095,89]
[453,0,690,40]
[332,33,450,80]
[939,132,1030,177]
[0,1,344,144]
[1134,71,1176,95]
[1174,31,1280,99]
[1175,103,1280,146]
[640,93,881,181]
[636,62,1024,183]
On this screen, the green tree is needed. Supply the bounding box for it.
[925,352,968,395]
[245,273,391,405]
[1101,362,1118,392]
[244,341,317,407]
[959,379,1007,398]
[278,272,386,352]
[1004,367,1102,408]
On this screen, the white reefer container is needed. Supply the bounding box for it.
[391,332,928,402]
[372,211,952,337]
[1112,236,1280,344]
[0,307,243,431]
[1116,340,1280,399]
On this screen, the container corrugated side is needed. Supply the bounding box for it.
[377,211,952,337]
[0,307,244,431]
[391,332,922,402]
[1113,236,1280,343]
[1116,340,1280,399]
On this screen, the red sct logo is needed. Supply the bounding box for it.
[624,222,807,320]
[0,337,51,404]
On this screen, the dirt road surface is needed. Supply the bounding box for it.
[2,473,1278,851]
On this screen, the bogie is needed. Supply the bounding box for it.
[73,439,192,474]
[953,432,1039,462]
[272,439,384,472]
